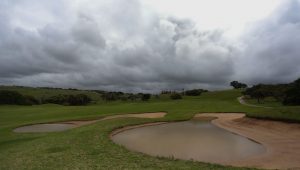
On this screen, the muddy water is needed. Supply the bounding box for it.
[14,123,75,133]
[112,120,265,163]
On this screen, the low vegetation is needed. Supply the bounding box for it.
[0,90,39,105]
[44,94,92,106]
[185,89,207,96]
[170,93,182,100]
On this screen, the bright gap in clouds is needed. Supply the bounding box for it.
[143,0,282,36]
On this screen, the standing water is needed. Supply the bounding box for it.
[112,120,265,164]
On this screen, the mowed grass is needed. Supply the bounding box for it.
[244,97,283,107]
[0,89,299,169]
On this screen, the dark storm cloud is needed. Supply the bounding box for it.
[235,0,300,85]
[0,0,299,92]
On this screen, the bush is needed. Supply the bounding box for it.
[24,95,40,105]
[185,89,203,96]
[102,92,123,101]
[68,94,91,105]
[0,90,38,105]
[283,78,300,105]
[141,94,151,101]
[170,93,182,100]
[45,94,91,105]
[45,95,69,105]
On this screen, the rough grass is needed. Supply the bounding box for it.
[0,89,299,169]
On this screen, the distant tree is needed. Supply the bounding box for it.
[170,93,182,100]
[243,84,273,103]
[102,92,118,101]
[45,95,69,105]
[45,94,91,105]
[24,95,40,105]
[141,94,151,101]
[0,90,38,105]
[68,94,91,105]
[230,81,248,89]
[0,90,26,105]
[283,78,300,105]
[185,89,207,96]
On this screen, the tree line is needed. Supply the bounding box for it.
[0,90,92,106]
[241,78,300,105]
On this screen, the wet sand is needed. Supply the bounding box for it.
[14,112,166,133]
[195,113,300,170]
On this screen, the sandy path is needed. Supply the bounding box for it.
[66,112,167,127]
[14,112,167,132]
[238,96,272,108]
[195,113,300,170]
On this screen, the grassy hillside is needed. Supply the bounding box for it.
[0,89,299,169]
[0,86,102,102]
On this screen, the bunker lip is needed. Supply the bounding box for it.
[195,113,300,170]
[13,112,167,133]
[111,115,266,166]
[110,122,169,137]
[111,113,300,170]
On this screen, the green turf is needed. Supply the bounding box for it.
[0,89,299,169]
[244,97,283,107]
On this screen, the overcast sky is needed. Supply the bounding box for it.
[0,0,300,92]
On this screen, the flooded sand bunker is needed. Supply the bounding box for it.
[112,119,265,164]
[14,112,166,133]
[14,123,76,133]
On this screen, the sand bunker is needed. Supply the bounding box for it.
[111,120,265,164]
[14,123,76,133]
[13,112,166,133]
[195,113,300,169]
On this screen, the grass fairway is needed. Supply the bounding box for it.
[0,89,299,169]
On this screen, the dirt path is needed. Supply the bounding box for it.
[238,96,272,108]
[195,113,300,170]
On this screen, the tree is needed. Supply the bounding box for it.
[0,90,38,105]
[68,94,91,105]
[170,93,182,100]
[283,78,300,105]
[185,89,204,96]
[141,94,151,101]
[243,84,272,103]
[230,81,248,89]
[45,94,91,105]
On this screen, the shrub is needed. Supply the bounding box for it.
[68,94,91,106]
[45,95,69,105]
[0,90,38,105]
[170,93,182,100]
[24,95,40,105]
[141,94,151,101]
[45,94,91,105]
[283,78,300,105]
[185,89,203,96]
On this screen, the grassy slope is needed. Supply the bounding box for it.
[0,86,102,101]
[0,89,299,169]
